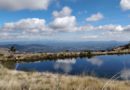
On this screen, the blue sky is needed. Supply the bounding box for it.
[0,0,130,41]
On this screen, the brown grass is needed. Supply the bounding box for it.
[0,65,130,90]
[1,49,130,62]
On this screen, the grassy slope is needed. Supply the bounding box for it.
[0,67,130,90]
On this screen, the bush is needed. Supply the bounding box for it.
[0,53,4,57]
[87,51,93,58]
[79,52,87,58]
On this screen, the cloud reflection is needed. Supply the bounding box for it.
[120,69,130,80]
[54,58,76,73]
[86,58,103,66]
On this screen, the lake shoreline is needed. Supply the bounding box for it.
[0,49,130,62]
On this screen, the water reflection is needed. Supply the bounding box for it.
[120,69,130,80]
[86,58,103,66]
[2,54,130,80]
[54,59,76,74]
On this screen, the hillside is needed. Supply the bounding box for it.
[113,43,130,51]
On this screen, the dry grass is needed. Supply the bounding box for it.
[0,65,130,90]
[0,50,130,62]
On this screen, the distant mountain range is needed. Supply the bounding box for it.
[0,41,128,53]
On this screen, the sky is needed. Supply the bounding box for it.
[0,0,130,42]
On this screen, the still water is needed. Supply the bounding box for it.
[13,54,130,79]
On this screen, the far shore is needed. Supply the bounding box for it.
[0,49,130,62]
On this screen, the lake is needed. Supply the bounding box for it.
[6,54,130,80]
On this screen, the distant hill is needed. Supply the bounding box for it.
[0,41,127,53]
[0,44,52,53]
[113,42,130,51]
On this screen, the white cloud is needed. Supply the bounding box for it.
[124,25,130,31]
[51,6,78,32]
[120,0,130,10]
[0,0,50,10]
[1,17,130,41]
[2,18,47,32]
[0,18,53,40]
[97,24,124,31]
[81,35,98,39]
[81,24,130,32]
[50,16,77,32]
[79,24,95,31]
[0,32,12,39]
[0,6,130,41]
[0,6,79,40]
[80,24,130,41]
[52,6,72,18]
[86,12,104,22]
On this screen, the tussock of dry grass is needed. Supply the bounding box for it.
[0,66,130,90]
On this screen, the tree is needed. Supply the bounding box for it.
[10,46,16,54]
[87,50,93,58]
